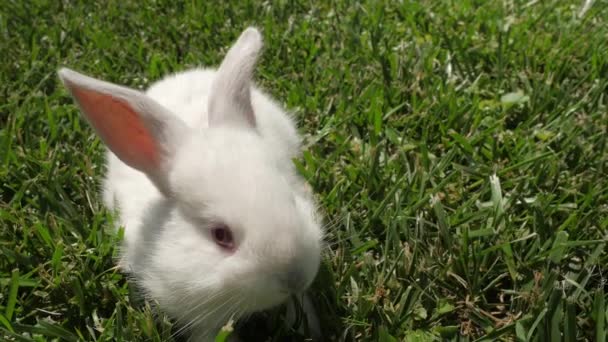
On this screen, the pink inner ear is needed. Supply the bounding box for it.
[71,87,160,172]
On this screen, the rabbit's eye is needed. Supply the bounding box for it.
[211,224,234,250]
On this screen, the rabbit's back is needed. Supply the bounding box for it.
[147,68,301,156]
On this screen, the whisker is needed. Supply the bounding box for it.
[170,287,238,340]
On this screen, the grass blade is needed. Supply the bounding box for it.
[5,269,19,321]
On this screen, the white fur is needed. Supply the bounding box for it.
[59,27,322,341]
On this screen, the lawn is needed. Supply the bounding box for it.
[1,0,607,341]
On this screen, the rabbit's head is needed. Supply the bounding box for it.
[58,28,322,334]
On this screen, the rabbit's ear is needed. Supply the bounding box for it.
[208,27,262,129]
[58,68,187,196]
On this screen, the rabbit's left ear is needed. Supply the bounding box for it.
[58,68,188,196]
[208,27,262,130]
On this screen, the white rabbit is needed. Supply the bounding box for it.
[58,27,322,341]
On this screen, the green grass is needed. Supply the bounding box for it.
[1,0,608,341]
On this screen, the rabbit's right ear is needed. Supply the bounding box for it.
[58,68,188,196]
